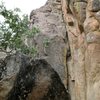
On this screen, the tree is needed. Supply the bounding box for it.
[0,2,40,57]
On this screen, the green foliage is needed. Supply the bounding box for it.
[25,27,40,38]
[0,2,39,57]
[43,38,50,48]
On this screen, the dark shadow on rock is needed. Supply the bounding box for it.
[7,59,71,100]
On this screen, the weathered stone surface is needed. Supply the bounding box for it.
[88,0,100,12]
[95,11,100,22]
[0,53,30,100]
[0,0,100,100]
[7,59,71,100]
[0,0,69,99]
[84,16,99,33]
[61,0,100,100]
[0,52,7,59]
[0,54,71,100]
[74,2,87,24]
[29,0,68,87]
[86,31,100,43]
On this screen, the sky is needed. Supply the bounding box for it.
[0,0,47,15]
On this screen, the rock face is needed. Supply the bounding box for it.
[7,59,71,100]
[0,0,100,100]
[0,53,31,100]
[61,0,100,100]
[0,0,70,99]
[29,0,68,87]
[0,54,71,100]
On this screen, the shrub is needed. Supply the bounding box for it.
[0,2,39,57]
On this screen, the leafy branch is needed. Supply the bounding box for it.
[0,2,39,57]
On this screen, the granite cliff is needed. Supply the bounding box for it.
[0,0,100,100]
[61,0,100,100]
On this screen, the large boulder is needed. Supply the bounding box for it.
[7,59,70,100]
[0,53,70,100]
[0,53,30,100]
